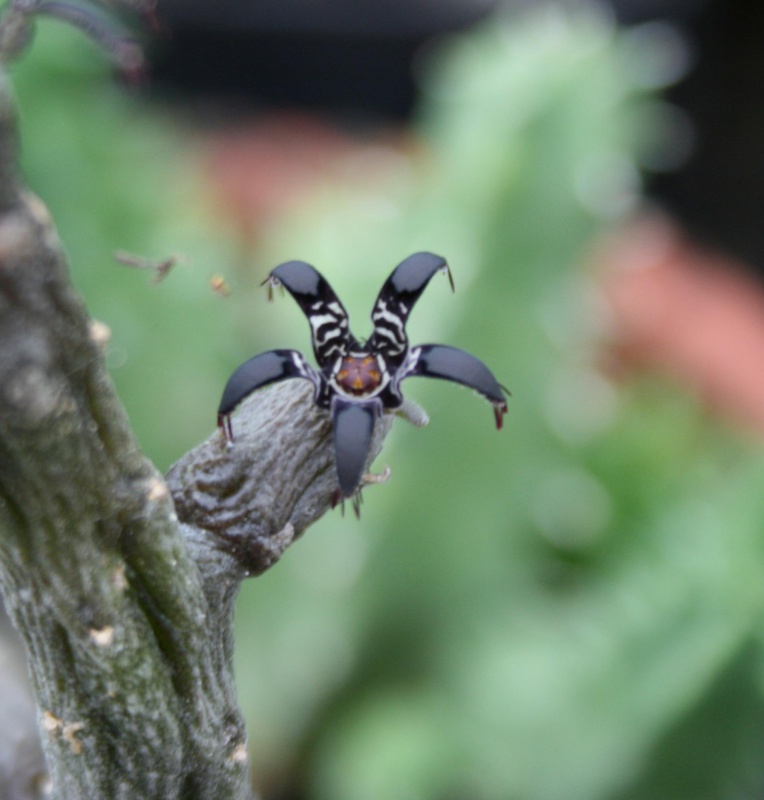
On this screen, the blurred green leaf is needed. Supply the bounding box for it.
[232,7,764,800]
[10,21,240,469]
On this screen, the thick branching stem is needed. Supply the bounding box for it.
[0,48,391,800]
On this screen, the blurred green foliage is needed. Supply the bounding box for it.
[9,20,239,466]
[237,9,764,800]
[11,5,764,800]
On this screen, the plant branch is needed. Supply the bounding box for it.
[0,24,392,800]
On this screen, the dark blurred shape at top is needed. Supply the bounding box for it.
[152,0,498,119]
[612,0,764,276]
[153,0,764,276]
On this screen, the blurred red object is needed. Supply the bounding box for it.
[203,113,356,239]
[202,112,413,242]
[600,214,764,436]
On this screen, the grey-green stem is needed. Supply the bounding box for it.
[0,59,391,800]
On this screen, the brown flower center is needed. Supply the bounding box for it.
[335,355,382,396]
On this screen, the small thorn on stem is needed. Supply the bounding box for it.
[218,414,234,444]
[330,488,346,515]
[330,486,366,518]
[352,493,363,518]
